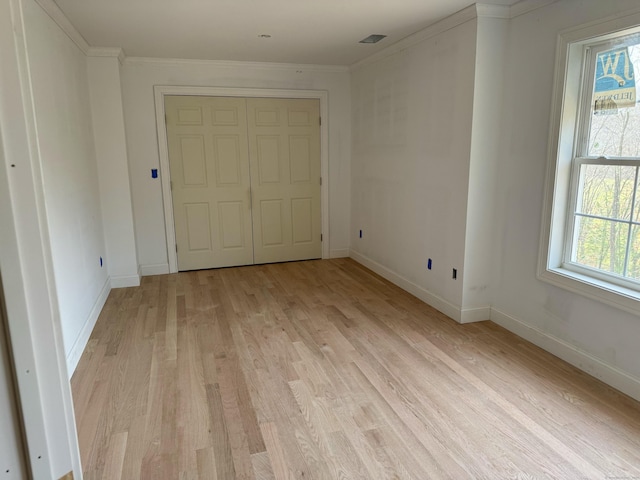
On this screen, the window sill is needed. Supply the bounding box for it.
[538,266,640,316]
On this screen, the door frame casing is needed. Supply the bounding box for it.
[154,85,330,273]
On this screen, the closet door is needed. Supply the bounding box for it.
[165,96,254,270]
[247,98,322,264]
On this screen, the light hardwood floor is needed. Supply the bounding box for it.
[71,258,640,479]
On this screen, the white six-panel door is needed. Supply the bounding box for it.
[166,96,254,270]
[165,96,321,270]
[247,98,322,264]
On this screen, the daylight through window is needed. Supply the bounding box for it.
[566,30,640,288]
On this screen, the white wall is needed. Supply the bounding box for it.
[350,18,477,315]
[0,281,26,480]
[462,15,508,320]
[491,0,640,391]
[0,0,82,476]
[120,60,352,273]
[350,0,640,400]
[87,53,140,288]
[22,0,110,373]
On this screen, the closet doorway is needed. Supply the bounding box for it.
[163,94,322,271]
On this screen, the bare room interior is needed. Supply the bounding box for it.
[1,0,640,478]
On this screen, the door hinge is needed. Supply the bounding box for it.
[319,116,322,126]
[170,180,173,191]
[319,177,322,186]
[321,234,323,242]
[175,244,178,252]
[165,113,168,124]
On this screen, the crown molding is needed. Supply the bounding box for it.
[33,0,89,54]
[123,56,350,73]
[351,4,478,71]
[476,4,511,19]
[351,0,563,71]
[509,0,560,19]
[87,47,126,64]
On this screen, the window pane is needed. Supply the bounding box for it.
[578,164,636,221]
[573,216,628,275]
[587,38,640,158]
[626,225,640,280]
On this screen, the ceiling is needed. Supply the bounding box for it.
[53,0,522,66]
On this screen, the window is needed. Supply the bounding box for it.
[566,32,640,289]
[539,12,640,314]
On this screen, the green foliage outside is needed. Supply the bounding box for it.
[572,39,640,282]
[574,106,640,280]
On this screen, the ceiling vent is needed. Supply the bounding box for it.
[359,34,387,44]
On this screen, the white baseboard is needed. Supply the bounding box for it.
[140,263,170,276]
[330,248,350,258]
[110,273,140,288]
[350,250,464,323]
[349,250,640,400]
[66,277,111,376]
[460,306,491,324]
[490,307,640,403]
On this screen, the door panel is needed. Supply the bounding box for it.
[260,199,285,246]
[179,135,207,186]
[248,98,322,264]
[289,136,311,183]
[184,203,212,251]
[212,107,239,126]
[213,136,242,186]
[256,136,281,184]
[291,197,313,244]
[288,109,312,126]
[255,107,280,126]
[166,96,253,270]
[218,201,246,249]
[176,106,203,125]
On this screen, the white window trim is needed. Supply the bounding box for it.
[538,8,640,316]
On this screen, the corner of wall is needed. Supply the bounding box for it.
[110,273,140,288]
[33,0,89,54]
[88,54,140,285]
[140,263,170,277]
[461,14,509,314]
[349,250,464,323]
[330,249,350,258]
[460,306,491,323]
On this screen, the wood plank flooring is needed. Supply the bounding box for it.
[71,258,640,479]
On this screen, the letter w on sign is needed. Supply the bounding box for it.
[594,47,636,112]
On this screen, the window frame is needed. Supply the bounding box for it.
[539,9,640,315]
[564,159,640,290]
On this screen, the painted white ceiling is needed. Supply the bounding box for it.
[53,0,522,66]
